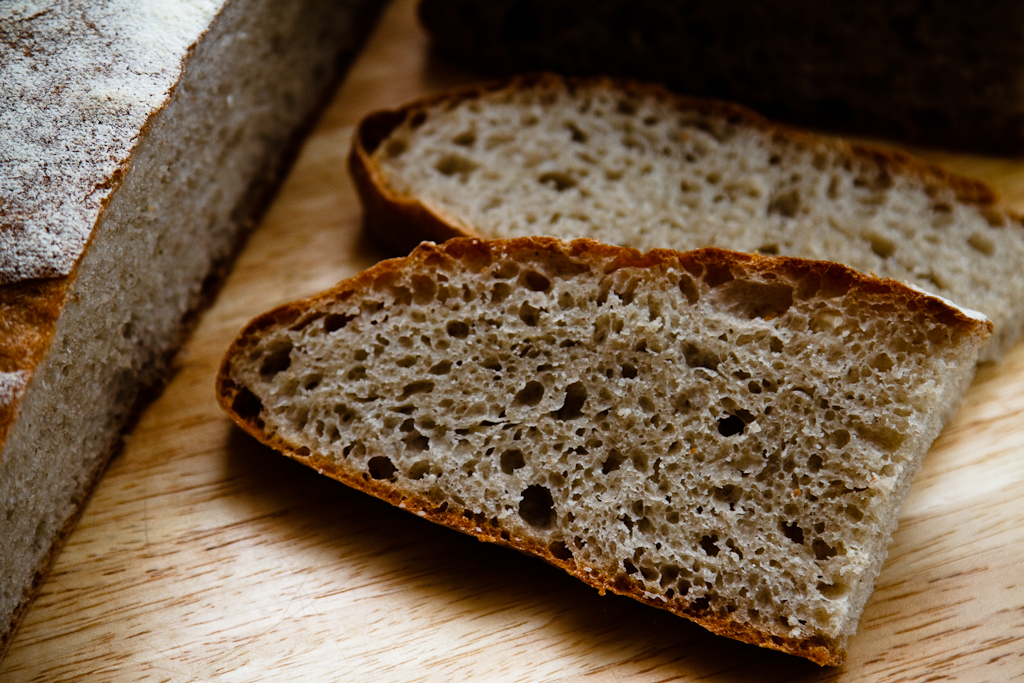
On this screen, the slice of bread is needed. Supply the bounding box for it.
[349,74,1024,363]
[0,0,384,657]
[216,236,992,665]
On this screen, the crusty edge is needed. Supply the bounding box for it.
[348,73,1022,258]
[216,236,992,667]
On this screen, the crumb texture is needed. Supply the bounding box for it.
[224,239,986,657]
[368,77,1024,361]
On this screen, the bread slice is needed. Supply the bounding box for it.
[349,74,1024,363]
[418,0,1024,153]
[216,236,992,665]
[0,0,384,657]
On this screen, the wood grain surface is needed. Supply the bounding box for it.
[2,0,1023,680]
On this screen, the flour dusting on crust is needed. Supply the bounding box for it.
[0,0,223,284]
[0,371,29,411]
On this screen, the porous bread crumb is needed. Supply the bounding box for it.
[219,237,990,664]
[361,76,1024,362]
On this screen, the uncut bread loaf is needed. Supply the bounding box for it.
[0,0,384,658]
[418,0,1024,153]
[349,74,1024,363]
[216,237,992,665]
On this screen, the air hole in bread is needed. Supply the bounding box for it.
[259,342,292,377]
[522,270,552,292]
[452,131,476,147]
[816,580,849,599]
[408,460,431,480]
[555,382,587,420]
[700,534,720,557]
[402,430,430,452]
[518,302,541,326]
[812,538,839,561]
[967,233,995,256]
[703,263,734,288]
[865,231,896,259]
[324,313,355,333]
[781,520,805,545]
[682,342,720,370]
[367,455,398,481]
[435,154,478,177]
[854,422,905,451]
[768,188,801,218]
[602,449,626,474]
[385,138,407,157]
[231,386,263,423]
[565,121,587,143]
[869,353,894,372]
[717,415,745,437]
[538,171,577,192]
[714,485,743,510]
[490,282,513,303]
[714,280,794,320]
[500,449,525,474]
[519,485,555,527]
[514,381,545,407]
[678,274,699,304]
[446,321,470,338]
[399,380,435,400]
[810,310,844,333]
[549,541,573,560]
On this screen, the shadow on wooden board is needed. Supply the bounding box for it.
[223,426,839,681]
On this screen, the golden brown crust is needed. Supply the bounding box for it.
[216,236,992,666]
[0,277,69,456]
[349,73,1021,258]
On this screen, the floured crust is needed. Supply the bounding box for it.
[348,73,1006,255]
[0,1,224,461]
[0,0,224,283]
[216,236,991,666]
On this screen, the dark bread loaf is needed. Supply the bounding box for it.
[0,0,384,658]
[349,74,1024,363]
[217,236,991,665]
[418,0,1024,153]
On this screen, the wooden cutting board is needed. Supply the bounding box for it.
[3,1,1023,680]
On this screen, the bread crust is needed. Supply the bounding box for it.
[0,1,223,461]
[217,236,992,666]
[0,0,388,659]
[349,73,1012,256]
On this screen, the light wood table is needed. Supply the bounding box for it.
[3,0,1023,680]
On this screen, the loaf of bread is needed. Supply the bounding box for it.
[0,0,384,657]
[418,0,1024,153]
[349,74,1024,363]
[216,236,992,665]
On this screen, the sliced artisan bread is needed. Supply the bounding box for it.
[0,0,384,657]
[349,74,1024,362]
[216,237,992,665]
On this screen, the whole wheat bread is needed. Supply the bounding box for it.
[0,0,384,657]
[217,237,991,665]
[349,74,1024,363]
